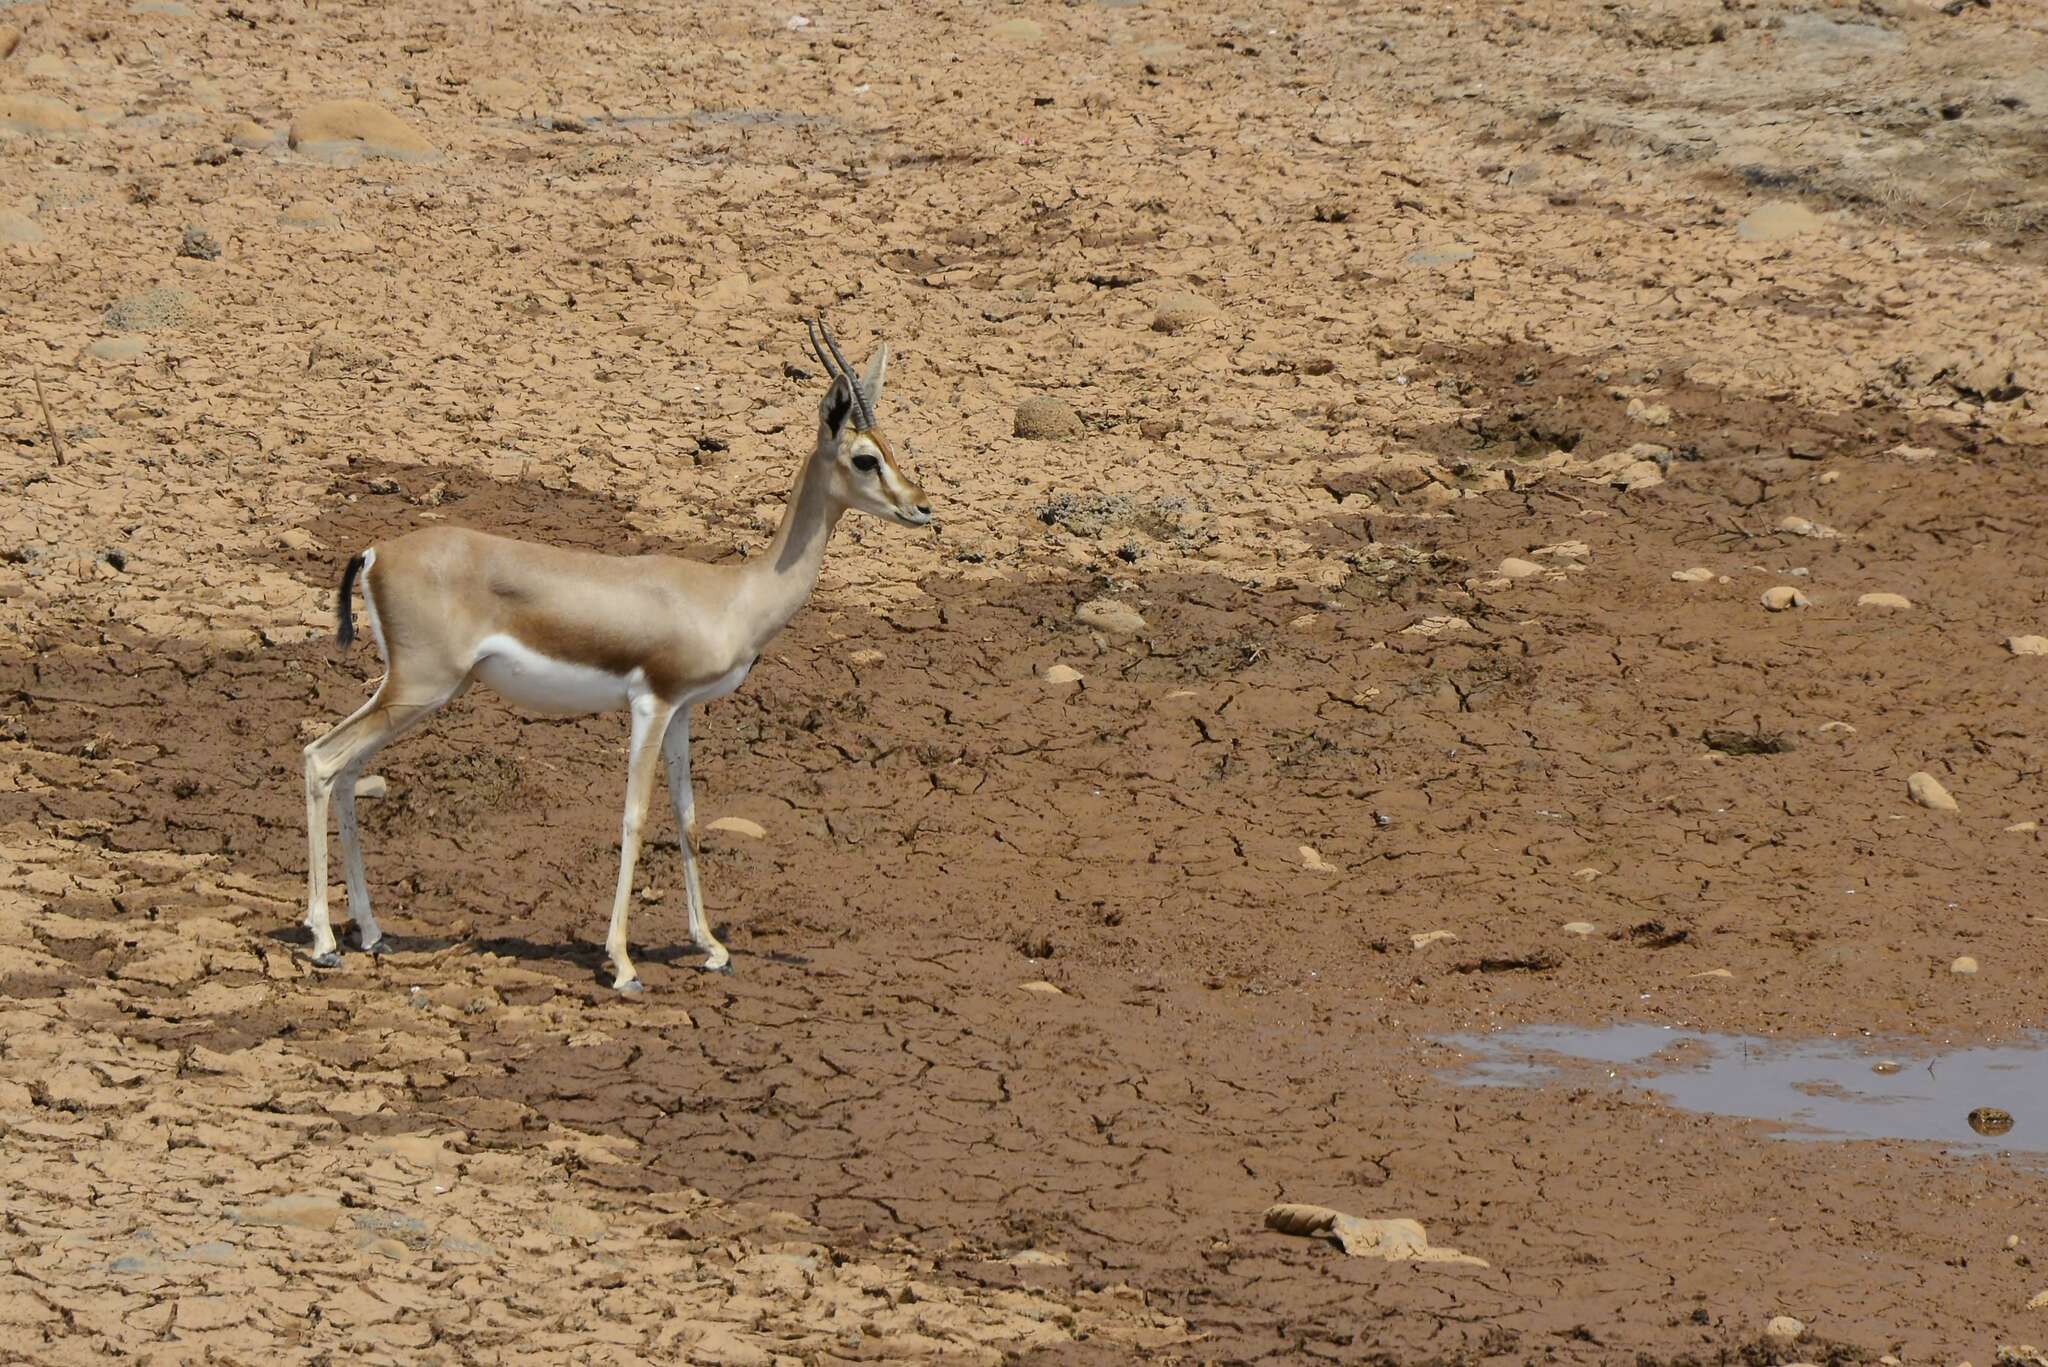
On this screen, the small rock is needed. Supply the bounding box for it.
[1626,398,1672,427]
[1761,586,1810,611]
[2006,635,2048,656]
[2027,1288,2048,1309]
[1818,470,1841,485]
[0,93,88,133]
[1410,930,1457,950]
[1562,922,1596,936]
[1019,980,1064,995]
[1951,956,1979,976]
[1298,845,1335,874]
[1763,1315,1806,1343]
[104,286,201,333]
[1858,593,1912,610]
[1968,1106,2012,1135]
[1014,394,1081,440]
[1778,515,1839,539]
[1151,290,1220,334]
[1498,557,1542,579]
[2007,821,2039,834]
[352,774,386,799]
[289,98,437,161]
[0,24,19,59]
[1041,664,1083,685]
[1909,772,1959,812]
[1672,567,1715,583]
[1690,969,1735,980]
[1076,597,1145,635]
[706,816,766,840]
[178,224,220,260]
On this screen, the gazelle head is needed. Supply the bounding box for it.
[805,317,932,529]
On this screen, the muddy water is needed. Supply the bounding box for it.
[1442,1024,2048,1154]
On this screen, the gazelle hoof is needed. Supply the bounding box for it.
[357,933,388,956]
[615,978,646,996]
[307,950,341,969]
[701,958,732,975]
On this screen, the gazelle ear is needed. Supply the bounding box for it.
[861,342,889,413]
[820,372,856,439]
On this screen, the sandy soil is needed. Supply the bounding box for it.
[5,0,2048,1361]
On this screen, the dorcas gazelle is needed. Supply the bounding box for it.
[300,319,931,993]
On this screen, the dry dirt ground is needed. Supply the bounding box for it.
[6,0,2048,1362]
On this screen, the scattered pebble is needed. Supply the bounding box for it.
[1761,586,1810,611]
[1778,515,1839,539]
[1689,969,1734,980]
[1013,394,1081,440]
[352,774,387,800]
[1562,922,1596,937]
[2007,821,2039,834]
[846,647,884,666]
[1150,291,1220,334]
[1075,597,1145,635]
[1498,557,1542,579]
[1410,930,1457,950]
[1817,721,1857,736]
[1298,845,1335,874]
[289,98,437,161]
[1041,664,1083,685]
[1951,956,1979,976]
[706,816,766,840]
[1871,1060,1901,1075]
[1018,980,1064,995]
[2028,1288,2048,1310]
[0,24,19,59]
[1818,470,1841,485]
[1763,1314,1806,1343]
[1909,772,1959,812]
[1857,593,1912,610]
[1672,567,1715,583]
[2006,635,2048,656]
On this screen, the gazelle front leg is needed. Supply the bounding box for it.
[661,710,731,973]
[604,693,677,995]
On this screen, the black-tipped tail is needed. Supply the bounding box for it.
[336,552,366,649]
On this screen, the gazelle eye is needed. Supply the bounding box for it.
[851,454,879,473]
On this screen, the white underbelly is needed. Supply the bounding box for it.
[473,634,634,716]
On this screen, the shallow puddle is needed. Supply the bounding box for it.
[1440,1025,2048,1154]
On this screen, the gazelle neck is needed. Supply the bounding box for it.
[737,446,844,649]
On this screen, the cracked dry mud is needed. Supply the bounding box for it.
[4,0,2048,1362]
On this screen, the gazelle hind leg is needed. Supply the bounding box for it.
[604,694,678,994]
[302,686,457,965]
[662,710,730,973]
